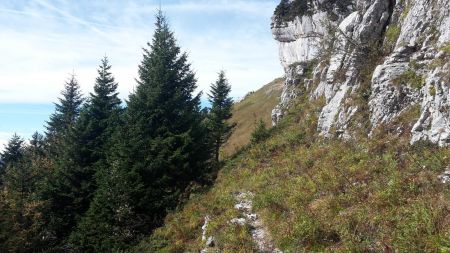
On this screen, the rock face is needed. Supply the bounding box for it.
[271,0,450,145]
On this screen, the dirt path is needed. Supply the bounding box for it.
[231,191,282,253]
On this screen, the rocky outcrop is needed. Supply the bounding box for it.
[271,0,355,124]
[438,168,450,184]
[271,0,450,145]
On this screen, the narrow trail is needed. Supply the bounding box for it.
[201,191,282,253]
[231,191,283,253]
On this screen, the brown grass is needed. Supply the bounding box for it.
[222,77,284,156]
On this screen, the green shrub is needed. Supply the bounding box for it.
[250,119,270,144]
[429,86,436,96]
[274,0,353,25]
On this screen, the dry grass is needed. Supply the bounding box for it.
[132,86,450,253]
[222,77,284,157]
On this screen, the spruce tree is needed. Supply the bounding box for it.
[29,132,45,157]
[41,59,123,250]
[251,119,270,144]
[0,134,48,252]
[124,10,210,225]
[39,75,84,250]
[62,56,122,190]
[207,71,235,163]
[64,57,124,248]
[70,12,211,251]
[45,75,83,155]
[0,134,25,185]
[83,56,122,159]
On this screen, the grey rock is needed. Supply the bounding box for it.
[438,168,450,184]
[271,0,450,146]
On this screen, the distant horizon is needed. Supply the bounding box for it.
[0,90,269,149]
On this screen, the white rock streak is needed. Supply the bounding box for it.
[231,191,282,253]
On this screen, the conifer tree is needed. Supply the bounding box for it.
[45,75,83,155]
[70,12,211,251]
[29,132,45,157]
[41,59,122,249]
[0,134,24,185]
[123,10,210,224]
[0,134,48,252]
[63,56,122,187]
[207,71,235,163]
[251,119,270,144]
[39,75,84,250]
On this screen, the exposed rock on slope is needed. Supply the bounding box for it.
[272,0,450,145]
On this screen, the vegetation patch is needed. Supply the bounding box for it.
[134,88,450,253]
[442,42,450,55]
[393,69,425,90]
[429,86,437,96]
[223,78,283,156]
[384,25,401,53]
[273,0,353,25]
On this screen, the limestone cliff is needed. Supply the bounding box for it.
[271,0,450,145]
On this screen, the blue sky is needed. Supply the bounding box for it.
[0,0,283,150]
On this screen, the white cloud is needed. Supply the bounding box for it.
[0,0,283,104]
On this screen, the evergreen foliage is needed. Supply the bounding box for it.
[40,57,123,250]
[250,119,270,144]
[207,71,235,163]
[0,134,25,185]
[0,134,50,252]
[45,75,83,155]
[273,0,353,24]
[68,12,211,251]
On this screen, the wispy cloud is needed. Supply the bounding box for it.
[0,0,283,104]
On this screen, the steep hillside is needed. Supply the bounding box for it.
[133,91,450,252]
[132,0,450,252]
[223,78,284,156]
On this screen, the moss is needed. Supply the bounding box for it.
[429,86,436,96]
[442,42,450,55]
[409,60,425,70]
[399,0,411,21]
[393,69,425,90]
[384,25,401,53]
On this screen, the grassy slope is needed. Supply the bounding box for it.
[133,87,450,252]
[222,77,284,156]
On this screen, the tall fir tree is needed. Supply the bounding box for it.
[39,75,84,250]
[207,71,235,163]
[45,75,83,156]
[66,57,121,176]
[41,59,123,250]
[63,57,123,248]
[70,12,211,251]
[0,134,25,185]
[123,10,211,227]
[63,56,122,192]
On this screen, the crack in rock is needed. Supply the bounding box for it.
[231,191,283,253]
